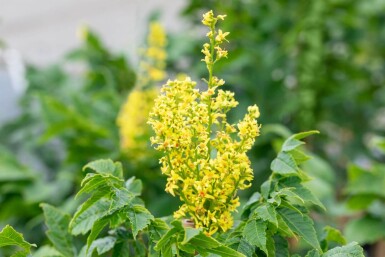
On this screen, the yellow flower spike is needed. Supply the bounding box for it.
[117,21,167,161]
[149,11,261,236]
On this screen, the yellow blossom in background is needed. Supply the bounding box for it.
[117,22,167,158]
[117,87,159,157]
[148,11,261,235]
[137,22,167,87]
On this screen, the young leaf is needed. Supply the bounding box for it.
[323,226,346,245]
[149,218,170,242]
[87,236,117,257]
[41,203,75,257]
[70,198,111,235]
[125,176,143,196]
[83,159,123,178]
[323,242,364,257]
[254,203,278,227]
[127,204,154,239]
[242,219,267,254]
[305,249,321,257]
[277,207,321,251]
[86,217,109,250]
[271,152,298,175]
[0,225,36,257]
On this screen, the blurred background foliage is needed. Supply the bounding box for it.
[0,0,385,256]
[169,0,385,179]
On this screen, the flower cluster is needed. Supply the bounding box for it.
[137,22,167,87]
[117,22,166,158]
[148,11,261,235]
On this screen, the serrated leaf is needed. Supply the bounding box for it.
[41,204,75,257]
[323,226,346,245]
[70,198,110,235]
[125,177,143,196]
[127,205,154,238]
[154,227,180,251]
[254,204,278,227]
[83,159,123,178]
[278,207,321,251]
[322,242,364,257]
[276,213,294,237]
[243,219,267,254]
[279,177,325,210]
[71,186,133,235]
[237,239,254,257]
[87,236,116,257]
[282,138,304,152]
[77,173,121,198]
[0,225,36,257]
[271,152,298,175]
[149,218,169,242]
[86,217,109,250]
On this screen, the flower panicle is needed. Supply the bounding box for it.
[148,11,261,235]
[117,22,167,157]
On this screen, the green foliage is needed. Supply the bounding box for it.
[0,225,36,257]
[227,131,363,257]
[175,0,385,184]
[0,27,137,246]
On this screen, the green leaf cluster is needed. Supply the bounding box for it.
[223,131,364,257]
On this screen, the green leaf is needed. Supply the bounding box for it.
[0,225,36,256]
[237,239,254,257]
[127,205,154,238]
[243,219,267,254]
[276,212,295,237]
[277,207,321,251]
[282,131,319,151]
[71,187,133,235]
[242,192,261,216]
[70,198,110,235]
[149,218,170,242]
[33,245,64,257]
[76,173,122,198]
[41,204,75,257]
[322,242,364,257]
[83,159,123,178]
[271,152,298,175]
[323,226,346,245]
[306,249,321,257]
[279,177,325,210]
[87,236,116,257]
[182,228,220,249]
[206,246,246,257]
[86,217,109,250]
[344,216,385,244]
[112,241,130,257]
[254,204,278,227]
[125,177,143,196]
[274,235,289,257]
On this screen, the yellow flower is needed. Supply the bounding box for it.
[149,11,261,235]
[117,22,167,160]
